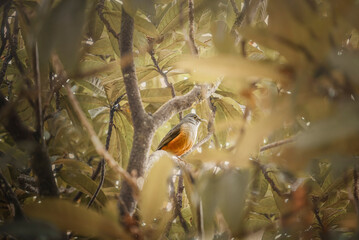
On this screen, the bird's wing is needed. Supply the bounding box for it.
[156,123,182,150]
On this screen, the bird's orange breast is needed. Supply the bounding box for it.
[161,127,194,156]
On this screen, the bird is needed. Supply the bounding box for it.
[156,113,205,156]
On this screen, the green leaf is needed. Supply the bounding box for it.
[88,9,104,41]
[123,0,155,17]
[134,14,159,38]
[157,1,189,35]
[217,169,250,236]
[53,158,93,175]
[0,141,28,168]
[59,169,107,206]
[88,37,114,56]
[24,199,129,239]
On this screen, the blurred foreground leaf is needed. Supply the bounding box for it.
[24,199,129,239]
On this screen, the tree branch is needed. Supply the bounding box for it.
[165,176,189,237]
[353,167,359,213]
[0,171,25,220]
[97,0,119,40]
[87,94,125,208]
[50,52,138,202]
[252,160,283,197]
[147,38,182,119]
[259,137,295,152]
[230,0,250,35]
[0,49,12,85]
[118,8,219,216]
[188,0,198,55]
[148,40,175,99]
[64,84,139,196]
[152,83,219,129]
[120,9,146,121]
[7,13,29,88]
[0,1,10,57]
[118,8,155,216]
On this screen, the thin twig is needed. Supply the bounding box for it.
[64,84,139,197]
[0,171,25,220]
[259,137,295,152]
[230,0,250,35]
[0,1,10,57]
[230,0,241,16]
[49,53,138,198]
[0,49,12,85]
[188,0,198,55]
[97,0,118,40]
[175,175,188,232]
[7,13,29,87]
[164,175,189,237]
[353,167,359,212]
[148,41,175,98]
[312,197,325,229]
[18,174,38,194]
[6,79,13,100]
[147,38,181,119]
[87,94,125,207]
[252,160,283,197]
[5,12,35,110]
[34,42,44,142]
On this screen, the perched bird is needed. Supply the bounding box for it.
[157,113,205,156]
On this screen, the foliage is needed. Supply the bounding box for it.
[0,0,359,239]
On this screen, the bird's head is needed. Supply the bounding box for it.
[182,113,206,126]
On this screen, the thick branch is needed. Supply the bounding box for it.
[152,83,219,129]
[118,8,219,216]
[118,9,154,216]
[120,9,146,122]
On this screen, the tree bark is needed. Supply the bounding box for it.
[118,8,219,215]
